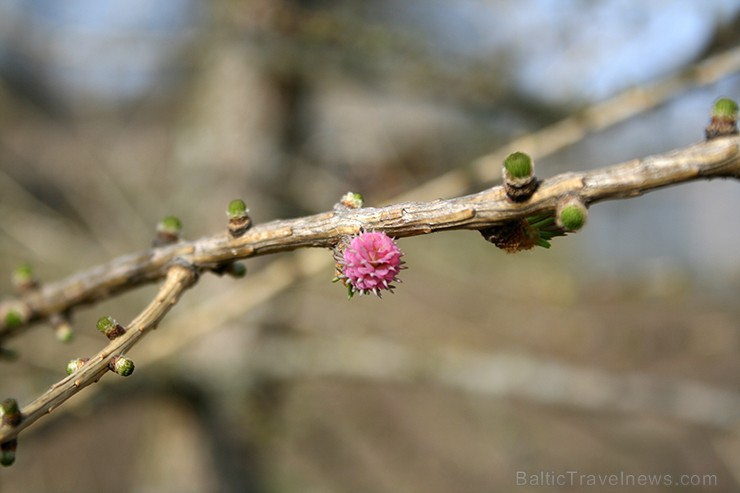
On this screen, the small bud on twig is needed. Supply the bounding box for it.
[96,316,126,340]
[336,191,364,210]
[12,263,38,294]
[210,261,248,278]
[50,313,74,343]
[705,97,738,140]
[225,262,247,278]
[153,215,183,246]
[2,303,29,329]
[227,199,252,237]
[0,439,17,467]
[0,398,21,427]
[54,323,74,343]
[556,196,588,231]
[4,310,23,328]
[66,357,89,375]
[108,356,135,377]
[503,152,539,202]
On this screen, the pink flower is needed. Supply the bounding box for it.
[335,231,404,298]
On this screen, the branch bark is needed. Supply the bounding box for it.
[1,135,739,342]
[0,264,197,443]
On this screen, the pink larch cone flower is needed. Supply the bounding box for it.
[335,231,404,298]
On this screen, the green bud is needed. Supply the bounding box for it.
[66,358,88,375]
[227,200,252,237]
[50,315,75,343]
[14,263,32,278]
[11,264,36,292]
[339,192,364,209]
[503,152,533,179]
[0,451,15,467]
[0,453,15,466]
[153,215,183,246]
[56,327,74,343]
[706,97,739,139]
[96,316,116,333]
[158,216,182,235]
[0,439,17,467]
[502,152,538,202]
[109,356,135,377]
[227,199,248,218]
[228,262,247,278]
[557,198,588,231]
[712,97,739,119]
[96,316,125,340]
[4,310,23,328]
[1,398,19,415]
[0,398,21,427]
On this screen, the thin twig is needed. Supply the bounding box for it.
[1,135,738,341]
[407,44,740,201]
[0,264,197,443]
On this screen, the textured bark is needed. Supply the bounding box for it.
[1,136,738,341]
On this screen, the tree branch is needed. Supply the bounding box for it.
[0,264,197,443]
[1,136,739,342]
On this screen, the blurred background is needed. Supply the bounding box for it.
[1,0,740,491]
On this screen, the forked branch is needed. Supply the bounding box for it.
[0,264,197,443]
[1,135,739,342]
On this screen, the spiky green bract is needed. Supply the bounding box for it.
[480,215,568,252]
[503,152,533,179]
[712,98,739,119]
[527,215,559,248]
[227,199,248,218]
